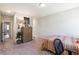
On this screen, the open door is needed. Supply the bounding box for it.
[1,22,11,42]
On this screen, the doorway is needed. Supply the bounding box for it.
[1,22,12,42]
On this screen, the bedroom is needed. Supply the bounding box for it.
[0,3,79,55]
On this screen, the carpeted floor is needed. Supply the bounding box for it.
[0,39,52,55]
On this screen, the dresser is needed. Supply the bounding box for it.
[21,26,32,43]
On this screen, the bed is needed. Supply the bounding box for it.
[40,35,79,55]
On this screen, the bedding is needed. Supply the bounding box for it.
[40,35,79,55]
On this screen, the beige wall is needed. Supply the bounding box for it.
[13,14,18,42]
[32,18,39,38]
[35,7,79,38]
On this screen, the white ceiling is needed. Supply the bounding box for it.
[0,3,79,18]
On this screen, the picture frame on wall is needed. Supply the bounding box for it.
[24,17,30,25]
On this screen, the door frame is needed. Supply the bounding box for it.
[1,21,12,41]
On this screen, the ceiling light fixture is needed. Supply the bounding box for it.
[6,10,11,13]
[39,3,45,7]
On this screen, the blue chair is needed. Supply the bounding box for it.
[53,38,64,55]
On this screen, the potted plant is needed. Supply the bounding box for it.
[16,31,22,44]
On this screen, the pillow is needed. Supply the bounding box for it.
[64,36,73,46]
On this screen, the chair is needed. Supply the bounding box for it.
[53,38,64,55]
